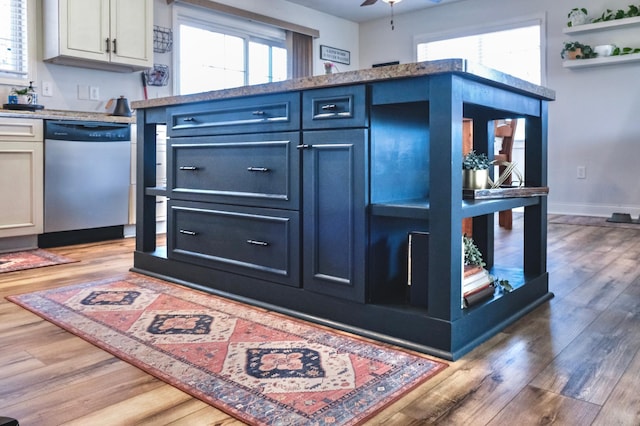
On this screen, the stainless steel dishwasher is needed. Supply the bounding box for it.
[40,120,130,247]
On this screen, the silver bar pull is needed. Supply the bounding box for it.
[296,144,311,150]
[179,229,197,236]
[246,239,269,246]
[183,117,196,122]
[179,166,199,171]
[252,110,266,116]
[321,104,337,111]
[247,167,270,172]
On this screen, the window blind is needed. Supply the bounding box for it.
[0,0,28,77]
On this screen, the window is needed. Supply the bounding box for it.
[0,0,29,82]
[416,21,543,85]
[416,20,544,142]
[174,5,287,95]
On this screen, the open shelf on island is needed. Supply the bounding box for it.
[370,196,542,219]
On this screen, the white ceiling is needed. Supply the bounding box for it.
[284,0,461,23]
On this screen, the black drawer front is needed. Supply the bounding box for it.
[168,93,300,137]
[303,85,367,129]
[169,132,299,209]
[168,201,300,287]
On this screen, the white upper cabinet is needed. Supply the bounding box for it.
[44,0,153,72]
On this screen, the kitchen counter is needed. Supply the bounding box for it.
[132,58,555,110]
[0,107,134,123]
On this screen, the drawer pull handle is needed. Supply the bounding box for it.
[183,117,196,122]
[179,166,199,171]
[252,110,266,116]
[246,239,269,247]
[179,229,197,236]
[247,167,270,172]
[321,104,337,111]
[296,144,311,150]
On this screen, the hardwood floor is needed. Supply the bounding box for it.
[1,218,639,425]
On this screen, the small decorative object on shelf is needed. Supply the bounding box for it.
[568,7,588,27]
[561,41,596,59]
[463,235,485,268]
[462,151,491,189]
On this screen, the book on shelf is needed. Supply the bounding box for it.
[463,267,491,291]
[463,284,496,308]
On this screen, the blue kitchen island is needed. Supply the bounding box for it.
[131,59,555,360]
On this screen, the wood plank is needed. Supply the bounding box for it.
[488,385,600,425]
[530,307,640,405]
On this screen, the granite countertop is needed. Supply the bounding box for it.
[0,107,135,123]
[132,59,556,110]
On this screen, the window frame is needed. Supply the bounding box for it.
[172,4,287,95]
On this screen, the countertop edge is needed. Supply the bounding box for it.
[0,108,135,123]
[132,59,556,110]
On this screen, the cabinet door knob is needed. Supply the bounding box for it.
[179,166,199,171]
[246,239,269,247]
[179,229,197,236]
[247,167,270,172]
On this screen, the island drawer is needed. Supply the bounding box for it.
[302,85,367,129]
[167,200,300,287]
[167,92,300,137]
[168,132,300,209]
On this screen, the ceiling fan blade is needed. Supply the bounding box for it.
[360,0,378,6]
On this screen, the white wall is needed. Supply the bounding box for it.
[360,0,640,218]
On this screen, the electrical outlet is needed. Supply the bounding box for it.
[89,86,100,100]
[42,81,53,97]
[577,166,586,179]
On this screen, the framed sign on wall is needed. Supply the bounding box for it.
[320,45,350,65]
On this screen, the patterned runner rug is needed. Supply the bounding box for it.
[7,273,447,425]
[0,249,77,273]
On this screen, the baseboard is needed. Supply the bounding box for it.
[548,202,640,218]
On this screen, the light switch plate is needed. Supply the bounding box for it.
[42,81,53,97]
[89,86,100,100]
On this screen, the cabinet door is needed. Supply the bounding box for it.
[110,0,153,68]
[0,142,43,238]
[59,0,110,62]
[302,129,367,302]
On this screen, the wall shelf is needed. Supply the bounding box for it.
[563,16,640,35]
[563,53,640,68]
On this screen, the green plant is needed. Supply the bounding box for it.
[567,7,588,27]
[463,151,491,170]
[561,41,596,59]
[494,277,513,293]
[592,5,640,22]
[13,87,30,95]
[612,46,640,55]
[463,235,485,267]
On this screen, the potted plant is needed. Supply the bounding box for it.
[463,150,491,189]
[567,7,588,27]
[561,41,596,59]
